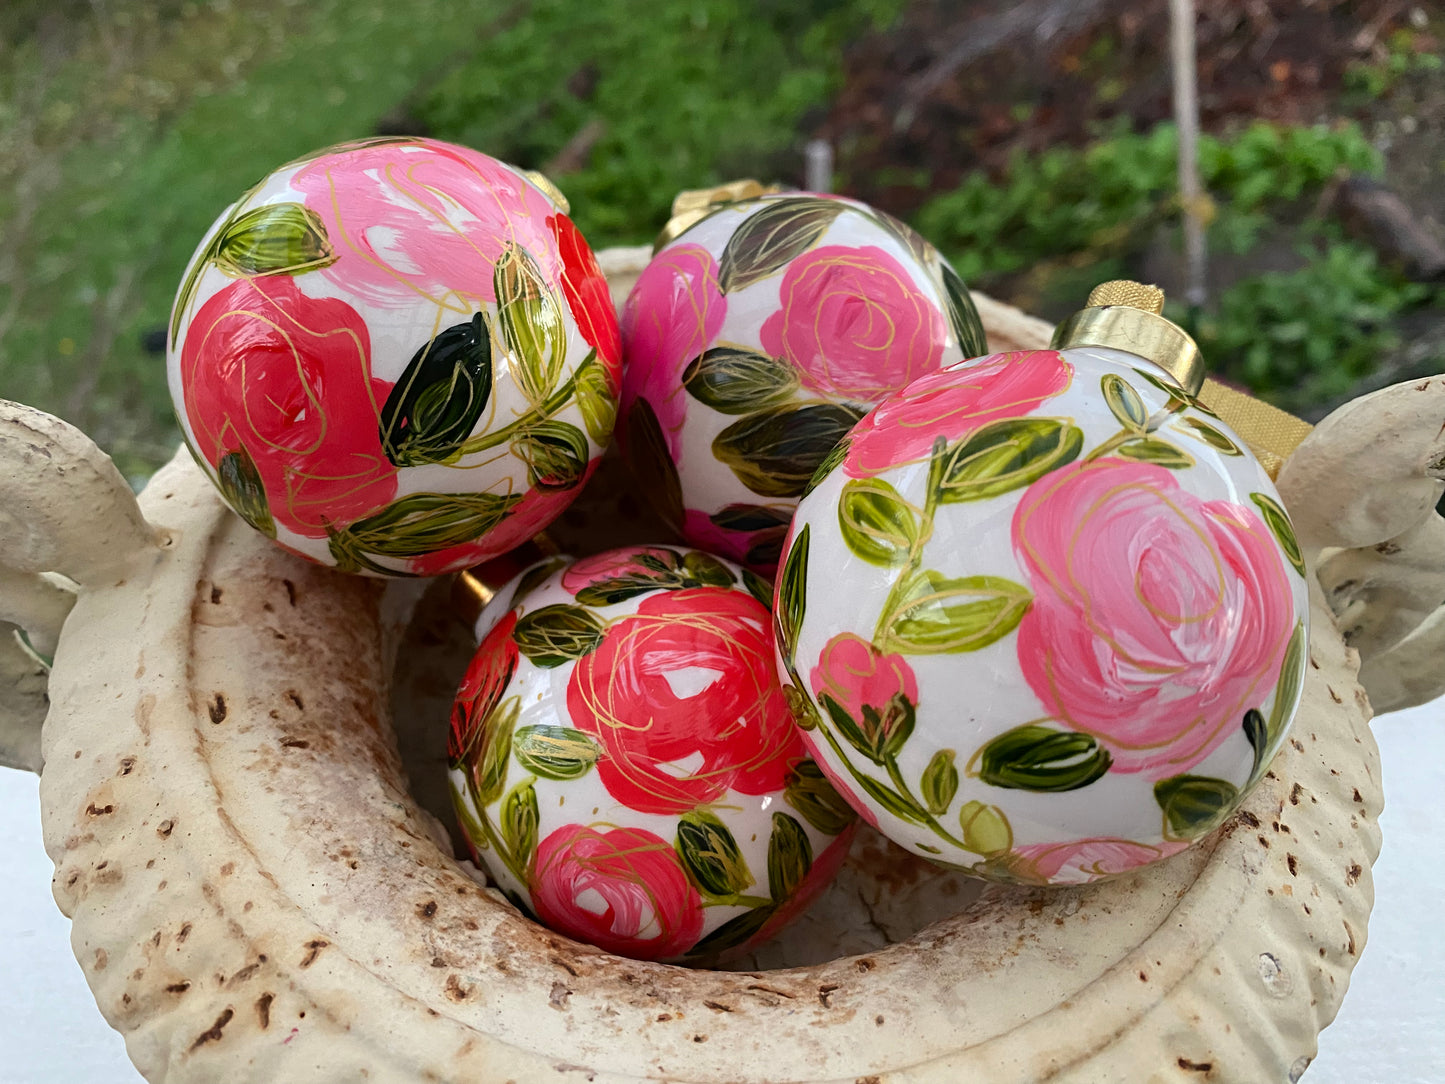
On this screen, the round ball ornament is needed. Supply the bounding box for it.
[773,282,1310,886]
[619,186,987,573]
[447,546,857,962]
[167,137,621,576]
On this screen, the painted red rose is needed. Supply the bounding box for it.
[179,276,397,537]
[566,587,802,815]
[549,212,622,375]
[448,609,520,765]
[530,824,705,960]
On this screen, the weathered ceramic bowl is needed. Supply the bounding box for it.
[0,253,1414,1082]
[619,193,985,572]
[775,346,1310,883]
[167,137,620,576]
[447,547,855,962]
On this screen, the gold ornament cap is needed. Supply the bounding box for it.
[1050,280,1205,397]
[654,179,783,252]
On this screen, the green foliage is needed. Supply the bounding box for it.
[1343,28,1443,102]
[916,120,1382,283]
[414,0,906,246]
[1189,240,1430,405]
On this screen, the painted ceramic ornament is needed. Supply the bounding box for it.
[167,137,621,576]
[619,186,987,574]
[447,545,857,962]
[773,282,1310,886]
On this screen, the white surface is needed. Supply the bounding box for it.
[1,702,1441,1084]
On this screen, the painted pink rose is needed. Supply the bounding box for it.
[293,138,560,309]
[1009,836,1190,886]
[560,546,684,596]
[681,507,789,573]
[1012,458,1295,776]
[809,633,919,763]
[403,464,597,576]
[844,350,1074,477]
[530,824,705,960]
[760,245,945,400]
[620,243,726,462]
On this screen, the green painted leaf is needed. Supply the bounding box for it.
[784,760,856,835]
[957,800,1012,855]
[1116,437,1194,469]
[1248,620,1307,782]
[1154,774,1239,840]
[783,684,820,732]
[327,491,524,574]
[1178,416,1244,456]
[1251,492,1306,577]
[500,779,539,869]
[970,724,1113,792]
[573,349,617,443]
[837,477,920,567]
[937,417,1084,504]
[919,749,959,815]
[379,312,493,467]
[1133,367,1218,417]
[713,403,865,499]
[939,262,988,358]
[766,812,813,901]
[775,523,809,663]
[681,550,735,586]
[495,242,567,405]
[1242,708,1269,782]
[718,197,847,292]
[1101,373,1149,432]
[511,604,606,667]
[855,772,926,825]
[215,201,335,276]
[624,398,684,530]
[742,568,774,609]
[676,810,754,898]
[743,529,787,570]
[880,571,1032,655]
[513,419,589,490]
[820,692,915,765]
[709,504,793,533]
[216,447,275,538]
[476,695,520,806]
[802,435,850,498]
[512,725,600,781]
[683,346,800,414]
[686,903,775,959]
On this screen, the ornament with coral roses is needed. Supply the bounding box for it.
[448,545,856,962]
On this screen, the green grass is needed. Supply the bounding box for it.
[0,0,902,478]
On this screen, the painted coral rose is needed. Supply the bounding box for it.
[844,350,1074,477]
[549,212,621,371]
[809,632,919,763]
[566,587,802,815]
[448,609,520,766]
[179,275,398,537]
[293,139,559,310]
[1009,836,1189,886]
[758,244,945,401]
[561,546,682,596]
[1012,458,1295,776]
[530,824,705,960]
[619,243,726,461]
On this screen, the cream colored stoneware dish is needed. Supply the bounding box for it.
[1,247,1432,1083]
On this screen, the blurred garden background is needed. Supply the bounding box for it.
[2,0,1442,481]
